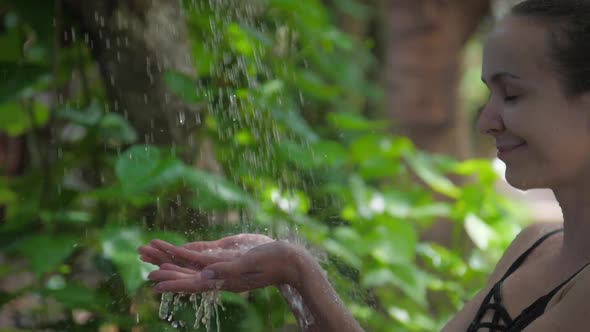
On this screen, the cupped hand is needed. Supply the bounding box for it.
[138,234,302,294]
[138,233,274,267]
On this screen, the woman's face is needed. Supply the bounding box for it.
[479,15,590,190]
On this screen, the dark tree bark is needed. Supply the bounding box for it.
[381,0,491,245]
[383,0,490,156]
[62,0,223,233]
[63,0,215,167]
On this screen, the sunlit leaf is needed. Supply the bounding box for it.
[327,111,388,131]
[368,217,417,265]
[0,101,50,136]
[101,227,156,295]
[404,151,460,198]
[115,145,162,193]
[323,238,362,269]
[464,213,497,250]
[185,168,253,210]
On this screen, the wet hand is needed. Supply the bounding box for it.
[138,233,273,267]
[138,234,301,293]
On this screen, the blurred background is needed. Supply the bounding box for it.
[0,0,560,331]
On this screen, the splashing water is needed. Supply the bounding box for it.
[159,291,225,332]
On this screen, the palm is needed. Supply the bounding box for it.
[138,233,297,294]
[138,233,274,269]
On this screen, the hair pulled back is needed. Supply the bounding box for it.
[511,0,590,96]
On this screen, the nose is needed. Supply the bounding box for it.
[476,100,505,136]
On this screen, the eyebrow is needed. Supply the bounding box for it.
[481,72,521,85]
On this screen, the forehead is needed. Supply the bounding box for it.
[482,16,553,81]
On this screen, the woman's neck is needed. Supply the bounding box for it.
[553,174,590,263]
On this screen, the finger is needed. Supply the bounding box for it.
[148,270,194,282]
[182,239,221,252]
[151,240,227,266]
[160,263,200,275]
[140,254,159,265]
[139,246,172,265]
[149,240,196,266]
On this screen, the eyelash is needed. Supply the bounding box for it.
[504,95,519,103]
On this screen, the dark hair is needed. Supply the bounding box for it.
[511,0,590,96]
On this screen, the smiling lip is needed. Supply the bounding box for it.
[497,142,527,158]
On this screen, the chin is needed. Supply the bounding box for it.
[505,171,542,191]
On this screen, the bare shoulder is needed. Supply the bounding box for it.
[487,222,563,283]
[440,222,563,332]
[520,229,590,331]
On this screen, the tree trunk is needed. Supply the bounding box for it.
[381,0,491,245]
[63,0,211,165]
[63,0,222,231]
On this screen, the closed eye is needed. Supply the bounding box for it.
[504,95,519,103]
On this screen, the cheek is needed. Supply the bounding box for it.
[542,127,590,178]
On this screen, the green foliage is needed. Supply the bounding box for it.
[0,0,526,331]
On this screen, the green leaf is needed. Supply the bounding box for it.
[55,102,103,127]
[276,140,321,169]
[368,217,417,265]
[164,71,208,104]
[0,101,49,136]
[323,238,362,269]
[227,24,255,56]
[262,186,310,214]
[362,265,428,306]
[350,135,412,162]
[39,210,92,225]
[453,159,498,186]
[327,111,388,131]
[185,168,253,210]
[0,28,23,62]
[43,284,110,310]
[0,102,28,135]
[404,151,460,198]
[98,113,138,144]
[292,69,340,101]
[310,140,348,168]
[115,145,162,193]
[101,227,156,295]
[0,62,50,103]
[269,106,319,142]
[464,213,496,250]
[227,23,271,57]
[0,187,16,205]
[13,234,78,275]
[416,243,468,277]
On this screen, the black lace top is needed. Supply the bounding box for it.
[468,228,590,332]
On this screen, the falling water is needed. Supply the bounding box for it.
[158,291,225,332]
[155,0,321,330]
